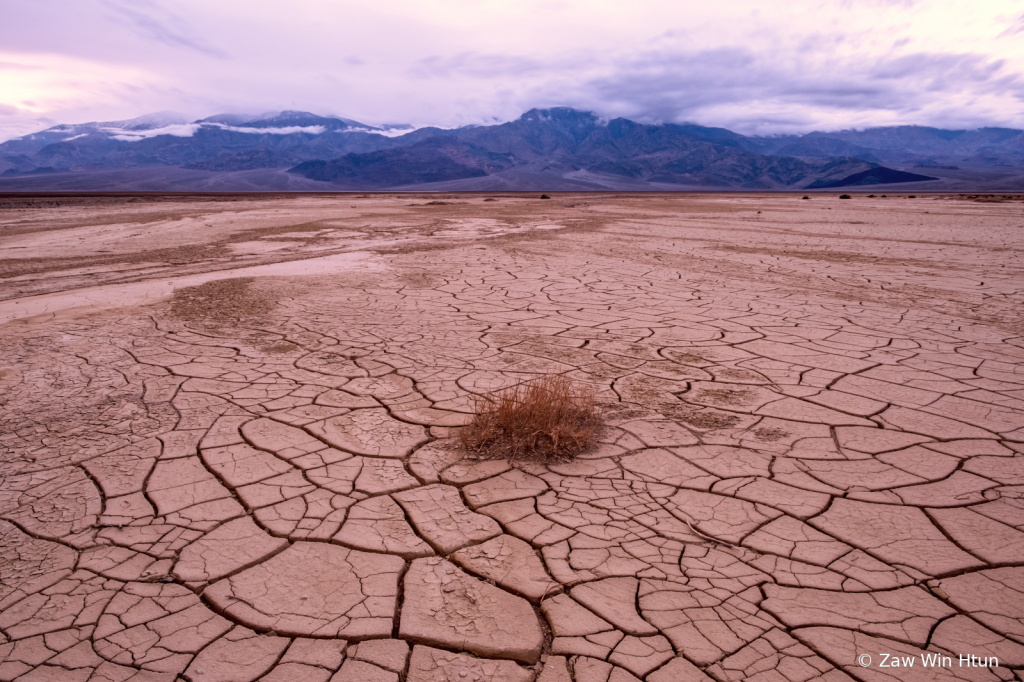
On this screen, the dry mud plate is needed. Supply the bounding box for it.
[1,192,1023,681]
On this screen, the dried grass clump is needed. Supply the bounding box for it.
[460,375,603,461]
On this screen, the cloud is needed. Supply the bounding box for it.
[344,126,433,137]
[217,124,326,135]
[105,123,202,139]
[101,0,226,58]
[437,41,1023,134]
[868,52,1010,84]
[0,61,41,71]
[104,121,328,140]
[999,13,1024,38]
[0,0,1022,139]
[413,53,547,79]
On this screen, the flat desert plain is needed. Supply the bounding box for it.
[1,192,1024,682]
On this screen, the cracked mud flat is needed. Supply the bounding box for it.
[1,192,1024,681]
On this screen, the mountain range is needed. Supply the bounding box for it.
[2,107,1023,191]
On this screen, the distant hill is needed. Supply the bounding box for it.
[807,167,939,189]
[1,107,1022,191]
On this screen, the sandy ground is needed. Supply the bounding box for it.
[1,192,1023,682]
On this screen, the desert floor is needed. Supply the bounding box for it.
[1,192,1023,682]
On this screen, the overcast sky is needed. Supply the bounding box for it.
[1,0,1023,141]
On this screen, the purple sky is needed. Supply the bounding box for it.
[1,0,1023,141]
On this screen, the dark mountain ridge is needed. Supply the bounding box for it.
[284,109,900,190]
[1,106,1019,190]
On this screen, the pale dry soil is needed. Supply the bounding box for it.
[1,192,1023,682]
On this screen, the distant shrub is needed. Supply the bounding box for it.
[540,194,551,199]
[868,194,876,198]
[839,194,851,199]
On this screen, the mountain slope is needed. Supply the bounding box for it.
[289,138,516,188]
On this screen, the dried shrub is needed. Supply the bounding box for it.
[460,375,602,461]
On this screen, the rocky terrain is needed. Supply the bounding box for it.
[1,192,1023,681]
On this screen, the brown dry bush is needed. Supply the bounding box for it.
[460,375,603,461]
